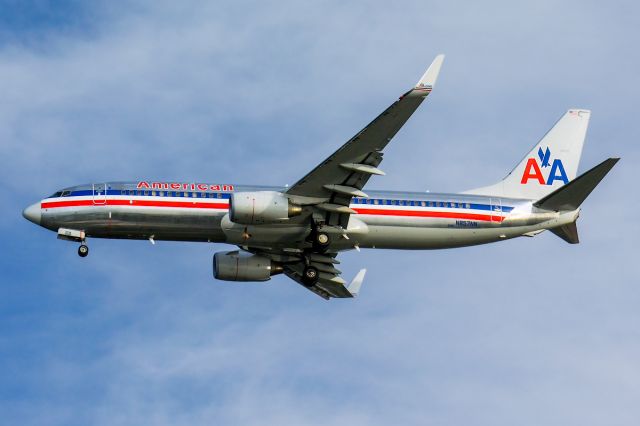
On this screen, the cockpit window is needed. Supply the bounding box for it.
[61,190,71,197]
[49,191,63,198]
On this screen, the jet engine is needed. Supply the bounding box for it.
[229,191,302,225]
[213,250,283,282]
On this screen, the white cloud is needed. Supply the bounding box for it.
[1,1,639,425]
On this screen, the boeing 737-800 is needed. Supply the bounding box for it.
[23,55,619,299]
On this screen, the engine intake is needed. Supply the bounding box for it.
[229,191,302,225]
[213,251,283,282]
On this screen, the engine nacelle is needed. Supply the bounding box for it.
[213,251,283,282]
[229,191,302,225]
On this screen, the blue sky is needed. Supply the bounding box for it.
[1,1,639,425]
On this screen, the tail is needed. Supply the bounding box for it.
[465,109,591,199]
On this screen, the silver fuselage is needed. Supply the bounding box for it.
[25,182,578,251]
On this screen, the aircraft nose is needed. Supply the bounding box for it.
[22,203,42,225]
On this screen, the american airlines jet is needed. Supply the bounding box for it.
[23,55,619,299]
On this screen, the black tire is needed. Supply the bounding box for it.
[314,232,330,252]
[316,232,330,246]
[302,266,319,286]
[78,244,89,257]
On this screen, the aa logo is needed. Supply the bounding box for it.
[520,147,568,185]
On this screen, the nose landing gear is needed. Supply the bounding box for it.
[57,228,89,258]
[78,243,89,257]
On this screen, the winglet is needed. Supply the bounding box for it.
[347,269,367,297]
[415,54,445,89]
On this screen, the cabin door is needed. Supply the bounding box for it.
[490,197,502,223]
[92,183,107,205]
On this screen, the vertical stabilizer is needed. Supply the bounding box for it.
[465,109,590,199]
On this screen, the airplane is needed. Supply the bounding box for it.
[22,55,619,299]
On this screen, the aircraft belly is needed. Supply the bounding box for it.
[219,213,309,247]
[356,214,502,229]
[43,205,228,242]
[354,212,550,249]
[357,225,529,249]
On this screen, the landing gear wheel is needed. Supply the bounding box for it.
[317,232,330,246]
[302,266,319,286]
[78,244,89,257]
[314,232,330,252]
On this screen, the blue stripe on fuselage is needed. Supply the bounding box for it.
[58,189,513,213]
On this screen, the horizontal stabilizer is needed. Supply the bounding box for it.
[534,158,619,211]
[551,222,579,244]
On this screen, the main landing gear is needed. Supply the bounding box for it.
[315,232,330,250]
[309,219,331,252]
[78,243,89,257]
[302,265,319,286]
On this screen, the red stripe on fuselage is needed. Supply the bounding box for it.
[41,199,229,210]
[40,199,505,222]
[352,207,503,222]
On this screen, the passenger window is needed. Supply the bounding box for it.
[421,201,426,207]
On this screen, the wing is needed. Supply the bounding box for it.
[284,258,366,300]
[286,55,445,227]
[240,57,445,299]
[247,247,366,299]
